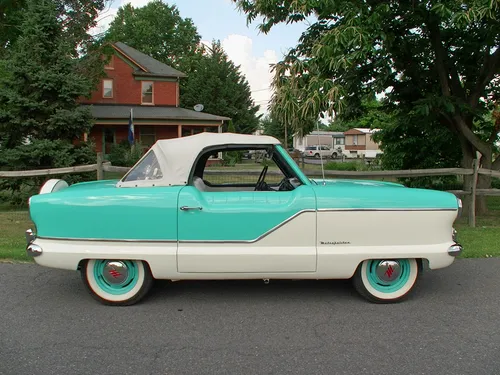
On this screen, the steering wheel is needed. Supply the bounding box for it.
[255,165,268,191]
[277,177,291,191]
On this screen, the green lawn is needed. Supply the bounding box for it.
[0,210,32,262]
[454,196,500,258]
[1,197,499,262]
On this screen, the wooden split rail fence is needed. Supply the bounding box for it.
[1,153,499,227]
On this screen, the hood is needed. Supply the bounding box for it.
[310,179,459,210]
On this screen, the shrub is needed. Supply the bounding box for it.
[324,161,367,171]
[107,141,145,167]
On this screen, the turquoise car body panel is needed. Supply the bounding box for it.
[30,180,180,241]
[310,179,458,210]
[177,185,317,241]
[29,169,459,242]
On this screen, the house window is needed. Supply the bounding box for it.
[141,82,153,104]
[103,79,113,98]
[335,137,345,145]
[140,126,156,147]
[352,135,358,145]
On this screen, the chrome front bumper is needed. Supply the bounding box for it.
[25,229,42,257]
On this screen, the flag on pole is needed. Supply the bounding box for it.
[128,108,134,145]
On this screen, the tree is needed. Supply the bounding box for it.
[181,41,260,134]
[0,0,104,206]
[104,0,200,71]
[0,0,103,148]
[327,97,396,132]
[1,0,107,55]
[235,0,500,213]
[260,114,292,146]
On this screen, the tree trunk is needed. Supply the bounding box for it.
[476,151,492,215]
[458,135,475,218]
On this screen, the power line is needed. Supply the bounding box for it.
[251,87,271,93]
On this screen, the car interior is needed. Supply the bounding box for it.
[191,145,303,192]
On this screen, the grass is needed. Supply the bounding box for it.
[0,210,32,262]
[1,196,499,262]
[454,196,500,258]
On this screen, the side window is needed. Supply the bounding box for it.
[192,147,300,192]
[122,150,163,182]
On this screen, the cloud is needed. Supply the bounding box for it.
[221,34,277,114]
[90,6,118,36]
[90,0,148,36]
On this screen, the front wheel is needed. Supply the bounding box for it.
[81,259,153,306]
[353,258,419,303]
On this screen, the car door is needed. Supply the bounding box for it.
[177,185,317,273]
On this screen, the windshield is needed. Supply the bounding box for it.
[122,150,163,182]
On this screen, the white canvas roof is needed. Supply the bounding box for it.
[118,132,280,187]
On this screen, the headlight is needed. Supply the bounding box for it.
[457,198,463,219]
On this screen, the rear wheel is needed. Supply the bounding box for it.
[331,152,338,159]
[314,153,320,158]
[353,258,419,303]
[81,259,153,306]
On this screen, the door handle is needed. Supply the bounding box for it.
[180,206,203,211]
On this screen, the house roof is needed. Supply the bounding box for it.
[345,128,380,135]
[86,104,231,122]
[308,131,345,137]
[118,132,280,188]
[113,42,187,78]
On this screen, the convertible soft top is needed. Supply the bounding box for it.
[118,132,280,187]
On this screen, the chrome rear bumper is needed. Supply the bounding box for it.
[25,229,42,257]
[448,243,463,257]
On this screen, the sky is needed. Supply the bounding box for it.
[93,0,310,113]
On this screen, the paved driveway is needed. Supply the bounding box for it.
[1,259,499,375]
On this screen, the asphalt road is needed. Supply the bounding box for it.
[1,259,499,375]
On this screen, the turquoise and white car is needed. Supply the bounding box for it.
[26,133,463,305]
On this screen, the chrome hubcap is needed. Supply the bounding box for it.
[375,260,401,282]
[102,261,129,285]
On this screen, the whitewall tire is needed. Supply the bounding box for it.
[353,258,419,303]
[81,259,153,306]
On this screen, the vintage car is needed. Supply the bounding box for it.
[25,133,463,306]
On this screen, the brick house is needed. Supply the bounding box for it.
[79,42,230,156]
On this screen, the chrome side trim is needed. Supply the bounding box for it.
[317,208,457,212]
[179,209,316,243]
[32,208,455,245]
[36,236,177,243]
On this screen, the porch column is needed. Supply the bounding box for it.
[177,124,182,138]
